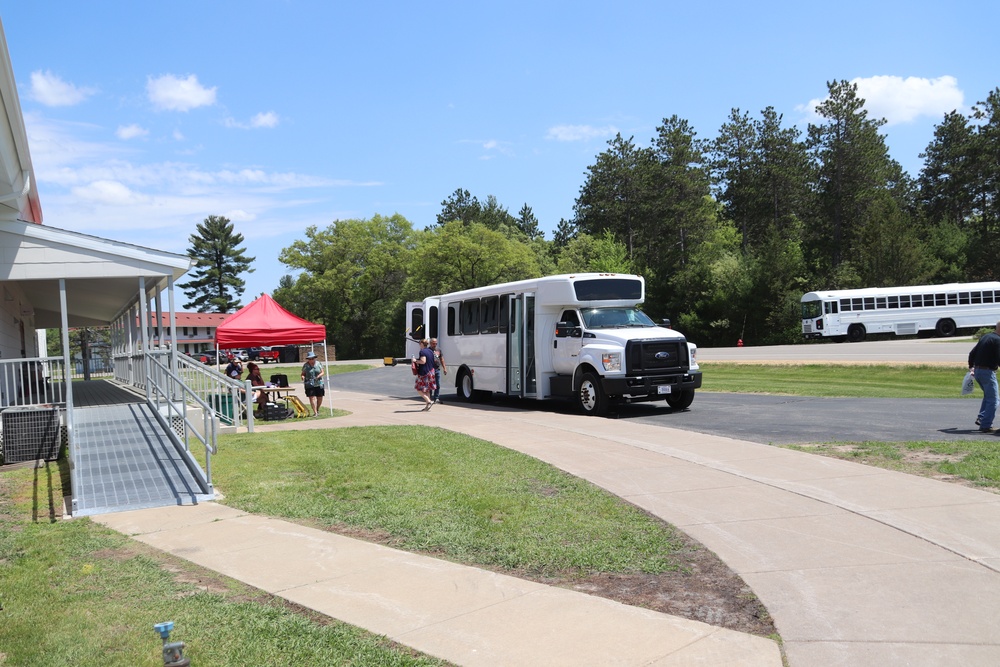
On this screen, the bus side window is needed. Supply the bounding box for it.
[447,303,460,336]
[987,292,998,304]
[462,299,480,335]
[972,292,982,304]
[840,298,851,312]
[899,295,910,307]
[480,296,499,334]
[960,292,970,305]
[499,294,510,333]
[824,302,838,315]
[876,297,886,309]
[887,296,898,309]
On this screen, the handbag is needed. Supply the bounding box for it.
[411,359,419,375]
[962,371,976,396]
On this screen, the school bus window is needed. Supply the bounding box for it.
[447,304,459,336]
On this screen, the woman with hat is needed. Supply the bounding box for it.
[300,351,325,416]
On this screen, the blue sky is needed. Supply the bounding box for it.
[2,2,997,305]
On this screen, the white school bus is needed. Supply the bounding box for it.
[402,273,702,416]
[801,282,1000,342]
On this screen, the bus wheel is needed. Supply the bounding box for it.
[457,369,476,402]
[577,372,608,417]
[935,318,957,337]
[665,389,695,410]
[847,324,866,343]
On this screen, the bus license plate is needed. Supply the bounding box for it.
[657,385,671,394]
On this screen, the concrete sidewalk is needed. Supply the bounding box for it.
[97,390,1000,666]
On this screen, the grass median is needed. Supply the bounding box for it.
[699,362,969,399]
[213,425,688,576]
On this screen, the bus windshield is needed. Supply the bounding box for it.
[581,307,656,329]
[801,300,822,320]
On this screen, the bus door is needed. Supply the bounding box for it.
[506,293,537,398]
[405,301,424,359]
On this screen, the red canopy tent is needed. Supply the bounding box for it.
[215,294,326,348]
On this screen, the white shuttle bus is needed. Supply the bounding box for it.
[801,282,1000,342]
[402,273,701,416]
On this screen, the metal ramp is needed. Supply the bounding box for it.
[71,381,213,517]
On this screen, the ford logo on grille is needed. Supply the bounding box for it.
[655,351,671,360]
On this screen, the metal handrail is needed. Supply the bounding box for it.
[146,354,215,493]
[115,351,255,432]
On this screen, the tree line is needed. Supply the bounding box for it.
[269,80,1000,359]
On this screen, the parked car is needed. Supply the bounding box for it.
[228,349,248,362]
[194,350,223,365]
[247,346,280,363]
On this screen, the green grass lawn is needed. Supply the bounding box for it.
[700,362,971,399]
[0,465,450,667]
[212,425,689,577]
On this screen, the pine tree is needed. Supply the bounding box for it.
[179,215,255,313]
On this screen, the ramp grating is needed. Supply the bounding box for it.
[72,401,211,517]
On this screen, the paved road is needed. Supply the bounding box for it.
[329,339,989,444]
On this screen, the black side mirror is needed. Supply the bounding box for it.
[555,322,582,338]
[661,318,672,329]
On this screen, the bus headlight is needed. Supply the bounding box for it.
[602,352,621,372]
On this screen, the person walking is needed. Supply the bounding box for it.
[429,337,447,404]
[300,351,325,416]
[414,338,436,411]
[968,322,1000,433]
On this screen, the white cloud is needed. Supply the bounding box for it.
[116,124,149,140]
[224,111,280,130]
[546,124,619,142]
[147,74,217,112]
[797,76,964,126]
[29,70,97,107]
[70,180,150,206]
[224,209,256,222]
[250,111,279,128]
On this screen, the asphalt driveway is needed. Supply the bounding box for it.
[328,364,989,445]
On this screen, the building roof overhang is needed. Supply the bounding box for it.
[0,220,193,327]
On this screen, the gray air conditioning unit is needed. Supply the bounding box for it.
[2,406,61,462]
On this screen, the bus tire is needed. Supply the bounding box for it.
[935,318,957,337]
[457,369,476,402]
[847,324,866,343]
[577,372,609,417]
[665,389,695,410]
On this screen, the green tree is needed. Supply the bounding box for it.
[179,215,255,313]
[436,188,482,226]
[574,133,658,260]
[555,230,634,274]
[516,203,542,239]
[807,80,910,278]
[404,220,541,297]
[277,214,414,359]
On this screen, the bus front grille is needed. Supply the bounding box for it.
[625,339,688,374]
